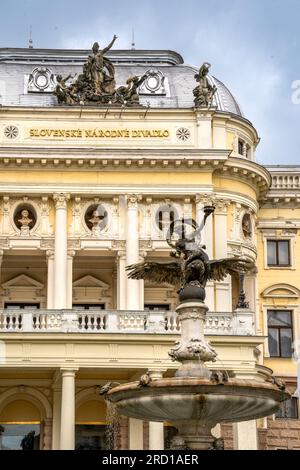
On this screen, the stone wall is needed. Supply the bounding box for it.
[265,417,300,450]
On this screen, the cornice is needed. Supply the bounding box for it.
[0,148,230,172]
[261,192,300,205]
[215,157,271,200]
[0,150,270,200]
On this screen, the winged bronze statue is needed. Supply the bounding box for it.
[126,206,255,302]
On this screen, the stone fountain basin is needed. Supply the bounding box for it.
[107,377,289,423]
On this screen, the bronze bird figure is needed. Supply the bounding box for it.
[126,209,255,300]
[126,250,254,291]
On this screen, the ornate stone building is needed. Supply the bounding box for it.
[0,46,299,450]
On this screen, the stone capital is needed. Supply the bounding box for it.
[127,194,141,209]
[60,368,79,377]
[53,193,70,210]
[195,193,215,207]
[46,249,54,260]
[67,249,76,259]
[214,198,230,214]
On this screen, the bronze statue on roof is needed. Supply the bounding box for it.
[53,36,148,107]
[193,62,217,108]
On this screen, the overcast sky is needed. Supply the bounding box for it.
[0,0,299,166]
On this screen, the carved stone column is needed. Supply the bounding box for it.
[52,385,61,450]
[46,250,54,309]
[126,195,141,310]
[144,198,153,239]
[148,370,165,450]
[214,199,231,312]
[60,368,78,450]
[67,250,75,309]
[117,250,127,310]
[53,194,70,309]
[2,196,11,233]
[40,196,51,236]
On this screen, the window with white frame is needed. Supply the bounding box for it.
[267,240,291,267]
[267,310,293,357]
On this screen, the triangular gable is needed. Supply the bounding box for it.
[73,275,109,289]
[2,274,44,289]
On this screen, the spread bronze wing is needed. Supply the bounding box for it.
[126,261,181,286]
[205,258,255,282]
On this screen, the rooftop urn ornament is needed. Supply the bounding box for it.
[193,62,217,108]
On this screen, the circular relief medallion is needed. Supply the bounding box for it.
[176,127,191,142]
[4,125,19,139]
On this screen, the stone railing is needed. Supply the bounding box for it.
[271,174,300,189]
[0,308,254,336]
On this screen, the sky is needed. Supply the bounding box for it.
[0,0,299,166]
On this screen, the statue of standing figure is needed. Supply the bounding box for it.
[87,35,118,95]
[193,62,217,107]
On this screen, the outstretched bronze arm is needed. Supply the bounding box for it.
[103,35,118,54]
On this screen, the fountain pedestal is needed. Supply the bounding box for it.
[106,300,290,450]
[169,302,217,379]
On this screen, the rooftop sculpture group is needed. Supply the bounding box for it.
[53,35,218,108]
[54,35,148,106]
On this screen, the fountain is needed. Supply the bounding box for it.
[102,207,290,450]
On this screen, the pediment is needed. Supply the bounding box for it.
[262,284,300,299]
[73,275,109,289]
[2,274,44,289]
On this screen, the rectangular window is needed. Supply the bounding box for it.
[144,304,170,311]
[267,240,290,267]
[0,424,40,450]
[275,397,298,419]
[75,425,107,450]
[72,304,105,310]
[4,303,40,309]
[238,139,244,155]
[268,310,293,357]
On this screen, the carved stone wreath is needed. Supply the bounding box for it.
[176,127,191,142]
[4,126,19,139]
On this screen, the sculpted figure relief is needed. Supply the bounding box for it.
[18,209,32,227]
[193,62,217,108]
[53,35,147,106]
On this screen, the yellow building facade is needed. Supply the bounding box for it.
[0,47,299,451]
